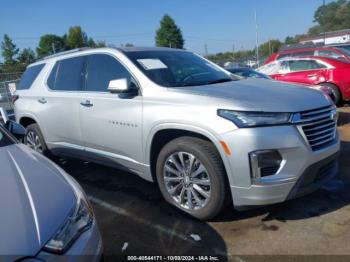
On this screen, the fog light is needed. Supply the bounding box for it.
[249,150,282,181]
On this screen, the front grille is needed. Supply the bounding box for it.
[294,106,337,151]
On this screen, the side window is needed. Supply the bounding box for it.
[288,60,320,72]
[313,60,327,69]
[18,64,45,90]
[85,54,132,92]
[52,56,85,91]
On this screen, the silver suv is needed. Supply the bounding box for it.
[15,47,340,220]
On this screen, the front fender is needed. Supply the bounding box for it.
[144,122,235,187]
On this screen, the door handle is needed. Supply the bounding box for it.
[80,100,93,107]
[307,74,317,78]
[38,98,47,104]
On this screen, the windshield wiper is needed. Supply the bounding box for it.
[205,78,233,85]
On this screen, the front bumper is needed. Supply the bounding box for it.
[36,220,103,262]
[219,124,340,207]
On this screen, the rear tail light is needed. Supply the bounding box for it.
[11,95,19,103]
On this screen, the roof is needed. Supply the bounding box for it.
[116,46,188,53]
[36,46,188,63]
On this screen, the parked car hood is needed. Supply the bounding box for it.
[0,144,76,259]
[170,79,331,112]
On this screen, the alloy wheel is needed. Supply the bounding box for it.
[25,131,43,153]
[163,151,211,210]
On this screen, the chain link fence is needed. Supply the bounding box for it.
[0,73,21,123]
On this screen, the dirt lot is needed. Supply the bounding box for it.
[59,107,350,261]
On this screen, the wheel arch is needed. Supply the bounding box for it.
[18,114,39,128]
[146,124,234,187]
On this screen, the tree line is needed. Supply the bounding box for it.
[0,26,107,74]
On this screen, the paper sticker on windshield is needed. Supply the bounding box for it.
[137,59,168,70]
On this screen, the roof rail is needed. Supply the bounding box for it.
[40,47,92,60]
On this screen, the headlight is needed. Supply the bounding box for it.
[218,109,292,128]
[43,174,93,254]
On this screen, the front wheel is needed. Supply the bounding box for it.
[156,137,229,220]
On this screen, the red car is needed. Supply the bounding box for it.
[257,56,350,105]
[264,45,350,65]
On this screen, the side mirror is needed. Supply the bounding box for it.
[108,79,129,93]
[5,120,26,140]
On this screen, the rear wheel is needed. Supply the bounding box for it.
[156,136,229,220]
[320,83,342,106]
[24,123,50,156]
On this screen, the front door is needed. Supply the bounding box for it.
[79,54,143,173]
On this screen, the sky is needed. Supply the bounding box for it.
[0,0,324,56]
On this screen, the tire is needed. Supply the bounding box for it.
[320,83,342,106]
[24,123,51,156]
[156,136,229,220]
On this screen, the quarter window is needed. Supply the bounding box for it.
[50,56,85,91]
[18,64,45,90]
[85,54,132,92]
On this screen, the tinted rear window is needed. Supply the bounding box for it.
[50,56,85,91]
[17,64,45,90]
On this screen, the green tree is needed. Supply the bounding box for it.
[66,26,88,49]
[17,48,36,70]
[285,36,297,45]
[259,40,283,58]
[1,34,19,66]
[95,41,107,47]
[155,14,184,48]
[308,0,350,35]
[86,38,107,48]
[36,34,66,58]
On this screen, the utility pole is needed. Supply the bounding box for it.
[255,9,259,67]
[232,43,235,58]
[204,44,208,56]
[51,43,56,54]
[323,0,326,44]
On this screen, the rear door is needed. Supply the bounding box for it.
[36,56,85,152]
[276,59,327,85]
[79,53,143,173]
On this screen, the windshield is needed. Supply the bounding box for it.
[125,50,234,87]
[0,127,14,147]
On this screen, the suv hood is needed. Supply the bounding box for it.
[0,144,76,258]
[169,79,331,112]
